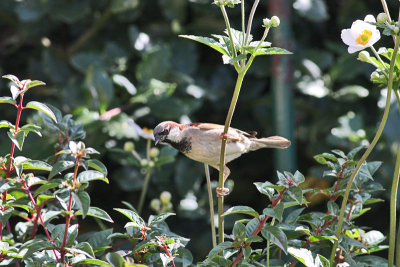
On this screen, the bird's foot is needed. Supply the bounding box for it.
[220,133,240,141]
[216,187,230,197]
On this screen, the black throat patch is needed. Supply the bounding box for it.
[165,137,192,154]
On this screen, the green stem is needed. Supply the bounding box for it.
[218,2,239,70]
[389,144,400,267]
[329,36,400,266]
[370,46,389,76]
[397,218,400,267]
[137,139,152,215]
[244,0,260,46]
[204,164,217,248]
[218,71,246,246]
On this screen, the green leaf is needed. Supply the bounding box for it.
[75,242,95,258]
[0,96,17,106]
[7,130,26,151]
[25,101,57,123]
[179,35,229,56]
[36,194,54,206]
[86,159,108,176]
[261,225,288,254]
[26,80,46,89]
[34,180,62,197]
[105,252,125,267]
[21,160,52,172]
[287,247,316,267]
[0,207,13,225]
[287,186,303,204]
[78,170,109,184]
[207,241,233,260]
[223,206,259,218]
[114,208,145,226]
[76,207,114,223]
[73,191,90,218]
[149,213,175,226]
[0,120,15,130]
[248,47,292,56]
[233,222,247,240]
[74,258,112,266]
[21,240,55,259]
[19,124,42,137]
[110,0,139,13]
[87,228,113,249]
[2,74,20,83]
[308,235,337,242]
[49,160,75,178]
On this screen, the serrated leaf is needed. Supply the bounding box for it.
[149,213,175,226]
[25,101,57,123]
[76,207,114,223]
[78,170,109,184]
[261,225,288,254]
[26,80,46,89]
[73,191,90,218]
[223,206,259,218]
[179,35,229,56]
[0,96,17,106]
[49,160,75,178]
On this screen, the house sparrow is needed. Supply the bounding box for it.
[153,121,291,196]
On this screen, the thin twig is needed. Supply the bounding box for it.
[204,164,217,248]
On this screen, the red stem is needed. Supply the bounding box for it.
[22,181,60,262]
[161,244,176,267]
[60,158,79,263]
[0,91,25,239]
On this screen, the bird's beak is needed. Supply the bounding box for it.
[154,134,162,145]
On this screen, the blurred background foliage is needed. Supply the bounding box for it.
[0,0,399,261]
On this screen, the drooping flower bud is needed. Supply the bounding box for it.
[357,51,370,62]
[270,16,280,27]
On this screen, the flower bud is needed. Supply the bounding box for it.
[149,147,159,158]
[140,159,148,167]
[394,26,400,34]
[148,161,155,168]
[123,141,135,151]
[357,51,370,62]
[270,16,280,27]
[263,18,271,28]
[370,71,380,80]
[377,13,388,24]
[160,191,172,205]
[150,199,161,211]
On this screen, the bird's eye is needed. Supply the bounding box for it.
[161,129,169,135]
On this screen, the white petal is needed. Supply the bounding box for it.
[364,14,376,23]
[367,29,381,46]
[348,45,363,54]
[341,29,357,46]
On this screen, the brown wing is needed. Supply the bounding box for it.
[189,122,257,137]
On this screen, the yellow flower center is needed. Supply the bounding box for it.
[356,30,372,45]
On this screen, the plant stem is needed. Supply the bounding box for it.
[218,71,246,246]
[389,144,400,267]
[244,0,260,46]
[138,139,152,215]
[23,181,60,262]
[396,217,400,267]
[0,91,25,239]
[329,36,400,266]
[204,164,217,248]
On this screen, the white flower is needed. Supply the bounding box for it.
[341,15,381,54]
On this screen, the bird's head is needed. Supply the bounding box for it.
[153,121,184,145]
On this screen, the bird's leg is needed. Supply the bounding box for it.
[220,133,240,142]
[216,166,230,197]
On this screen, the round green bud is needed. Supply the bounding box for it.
[148,161,155,168]
[270,16,280,27]
[123,141,135,151]
[394,26,400,34]
[370,71,380,80]
[160,191,172,205]
[149,147,160,158]
[377,13,388,24]
[358,51,370,62]
[150,199,161,211]
[140,159,148,167]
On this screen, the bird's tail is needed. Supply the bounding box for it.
[250,136,291,150]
